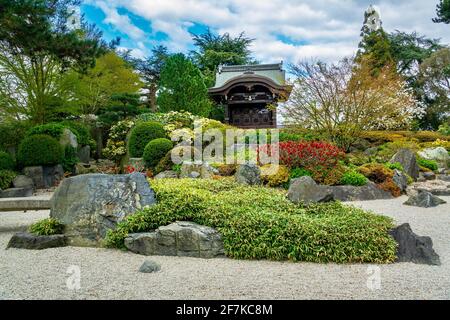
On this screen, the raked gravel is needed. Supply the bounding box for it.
[0,195,449,300]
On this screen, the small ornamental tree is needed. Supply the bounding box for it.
[157,53,212,117]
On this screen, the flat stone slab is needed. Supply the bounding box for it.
[0,195,51,211]
[6,232,67,250]
[0,187,33,198]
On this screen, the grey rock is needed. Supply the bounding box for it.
[234,164,261,186]
[389,223,440,265]
[363,147,378,156]
[139,260,161,273]
[13,175,34,189]
[326,182,393,202]
[423,171,436,181]
[6,232,66,250]
[288,176,334,204]
[390,149,420,181]
[418,147,450,169]
[0,187,33,198]
[392,169,408,192]
[77,146,91,164]
[125,221,224,258]
[59,128,78,149]
[74,163,98,175]
[50,172,156,246]
[180,162,217,179]
[403,191,446,208]
[43,164,64,187]
[414,180,450,196]
[154,170,178,179]
[438,175,450,182]
[23,166,45,189]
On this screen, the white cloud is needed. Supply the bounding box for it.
[87,0,450,63]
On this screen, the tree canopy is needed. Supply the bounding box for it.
[433,0,450,24]
[158,53,212,117]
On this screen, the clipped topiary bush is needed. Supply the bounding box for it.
[128,121,166,158]
[0,170,17,190]
[358,163,394,184]
[0,151,15,171]
[105,178,397,263]
[260,165,290,187]
[143,138,173,168]
[27,123,66,139]
[17,134,63,167]
[340,170,368,186]
[29,218,64,236]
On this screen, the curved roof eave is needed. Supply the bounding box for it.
[208,74,291,95]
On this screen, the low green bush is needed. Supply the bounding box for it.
[385,162,404,171]
[0,121,31,152]
[417,158,438,171]
[105,178,397,263]
[143,138,173,168]
[17,135,63,167]
[0,170,17,189]
[0,151,15,171]
[289,167,312,180]
[128,121,166,157]
[340,170,368,186]
[27,123,66,139]
[29,218,64,236]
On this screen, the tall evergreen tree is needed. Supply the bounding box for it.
[158,53,212,117]
[433,0,450,24]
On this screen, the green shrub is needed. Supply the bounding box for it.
[385,162,404,171]
[290,167,312,179]
[62,146,79,172]
[438,123,450,136]
[0,170,17,189]
[143,138,173,168]
[105,178,397,263]
[0,151,15,171]
[417,158,438,171]
[260,165,290,187]
[128,121,166,157]
[27,123,65,139]
[29,218,64,236]
[0,121,31,152]
[17,135,63,167]
[340,170,368,186]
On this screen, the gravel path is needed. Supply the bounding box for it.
[0,196,449,300]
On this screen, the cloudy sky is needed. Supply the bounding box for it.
[81,0,449,64]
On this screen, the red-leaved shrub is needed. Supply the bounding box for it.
[258,141,345,184]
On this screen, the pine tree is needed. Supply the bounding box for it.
[433,0,450,24]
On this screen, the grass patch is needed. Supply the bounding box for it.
[105,178,397,263]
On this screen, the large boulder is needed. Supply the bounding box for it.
[288,176,334,204]
[390,149,420,181]
[23,165,64,189]
[389,223,440,265]
[326,182,393,202]
[59,128,78,149]
[50,173,156,246]
[234,164,261,186]
[6,232,67,250]
[418,147,450,169]
[125,221,224,258]
[403,191,446,208]
[74,163,98,175]
[154,170,178,179]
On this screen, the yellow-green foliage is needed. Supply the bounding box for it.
[29,218,64,236]
[105,178,397,263]
[361,130,448,144]
[358,163,394,183]
[260,165,290,187]
[420,139,450,151]
[376,139,421,162]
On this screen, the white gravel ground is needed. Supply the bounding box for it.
[0,196,449,300]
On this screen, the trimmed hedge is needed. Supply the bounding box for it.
[106,178,397,263]
[27,123,65,139]
[128,121,166,158]
[340,170,368,186]
[0,151,15,171]
[17,135,63,167]
[417,158,438,171]
[143,138,173,168]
